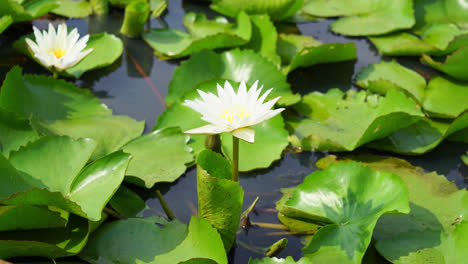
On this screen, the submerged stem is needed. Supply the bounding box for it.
[156,190,176,220]
[232,136,239,182]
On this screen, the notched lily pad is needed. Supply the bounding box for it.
[80,216,227,264]
[143,12,251,59]
[289,89,424,151]
[277,34,356,74]
[279,161,409,264]
[421,45,468,81]
[422,76,468,118]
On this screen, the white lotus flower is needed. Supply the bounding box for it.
[25,23,93,71]
[184,80,285,143]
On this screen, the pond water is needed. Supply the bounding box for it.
[0,0,467,263]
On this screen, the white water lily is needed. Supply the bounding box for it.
[25,23,93,71]
[184,80,285,143]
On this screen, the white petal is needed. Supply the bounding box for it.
[224,80,236,97]
[232,127,255,143]
[184,124,229,135]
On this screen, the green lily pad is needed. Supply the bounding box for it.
[0,215,89,259]
[210,0,303,21]
[462,152,468,166]
[1,136,132,221]
[143,12,251,59]
[14,32,123,78]
[413,0,468,33]
[355,60,426,104]
[0,67,144,160]
[289,89,424,151]
[243,14,281,67]
[0,108,38,158]
[277,34,357,74]
[166,49,298,106]
[0,205,68,231]
[80,216,228,264]
[421,45,468,81]
[422,76,468,118]
[317,155,468,262]
[367,113,468,155]
[221,115,289,172]
[249,257,313,264]
[121,127,194,188]
[108,185,146,218]
[197,150,243,251]
[0,15,13,34]
[51,0,92,18]
[0,0,59,23]
[302,0,414,36]
[280,161,409,264]
[376,221,468,264]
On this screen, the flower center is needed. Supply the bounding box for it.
[49,48,67,59]
[219,105,251,123]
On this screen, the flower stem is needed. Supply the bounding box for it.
[232,136,239,182]
[156,189,176,220]
[52,71,59,79]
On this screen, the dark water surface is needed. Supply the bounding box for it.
[0,0,467,263]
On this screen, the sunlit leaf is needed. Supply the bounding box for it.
[421,45,468,81]
[243,14,281,66]
[51,0,92,18]
[422,76,468,118]
[0,15,13,34]
[210,0,303,21]
[0,0,58,23]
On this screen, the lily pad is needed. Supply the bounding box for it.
[0,108,39,158]
[413,0,468,33]
[280,161,409,264]
[221,115,289,172]
[317,155,468,262]
[166,49,298,106]
[462,152,468,166]
[210,0,303,21]
[80,216,228,264]
[51,0,92,18]
[1,136,132,221]
[0,67,144,160]
[355,60,426,104]
[243,14,281,67]
[121,127,194,188]
[14,32,123,78]
[143,12,251,59]
[367,113,468,155]
[197,150,243,251]
[422,76,468,118]
[421,45,468,81]
[289,89,424,151]
[0,0,59,23]
[0,215,89,259]
[302,0,415,36]
[0,15,12,34]
[277,34,357,74]
[108,185,146,218]
[0,205,68,231]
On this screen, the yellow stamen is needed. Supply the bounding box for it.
[49,48,66,59]
[219,105,251,123]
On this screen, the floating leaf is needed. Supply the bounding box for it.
[243,14,281,66]
[317,155,468,263]
[302,0,414,36]
[0,0,59,23]
[80,217,227,264]
[0,15,12,34]
[280,161,409,264]
[0,108,38,158]
[368,113,468,155]
[143,12,251,59]
[121,127,194,188]
[197,150,243,251]
[421,45,468,81]
[0,205,68,231]
[1,136,131,221]
[166,49,298,106]
[210,0,303,21]
[108,185,146,218]
[355,60,426,104]
[422,76,468,118]
[51,0,92,18]
[462,152,468,166]
[413,0,468,32]
[277,34,356,74]
[221,115,289,171]
[0,67,143,160]
[14,32,123,78]
[289,89,424,151]
[0,215,89,259]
